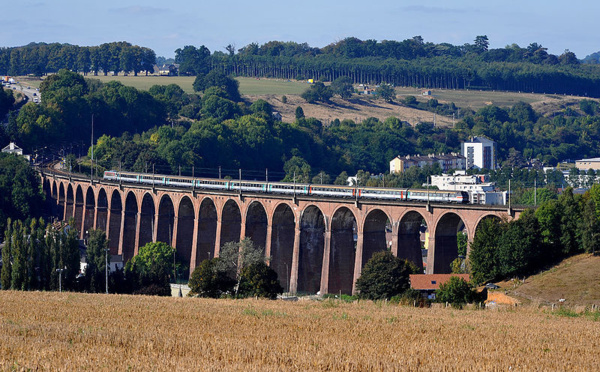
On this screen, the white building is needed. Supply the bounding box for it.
[2,142,23,155]
[462,136,496,170]
[1,142,31,161]
[429,170,506,205]
[430,171,495,193]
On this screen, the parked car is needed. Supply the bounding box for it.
[485,283,499,290]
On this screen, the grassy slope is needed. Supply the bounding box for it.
[16,75,596,125]
[504,253,600,306]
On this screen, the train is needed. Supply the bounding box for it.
[103,170,470,204]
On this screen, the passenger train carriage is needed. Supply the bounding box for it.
[104,171,469,204]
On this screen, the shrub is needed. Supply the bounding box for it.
[188,258,235,298]
[238,262,283,300]
[435,276,482,307]
[355,251,420,300]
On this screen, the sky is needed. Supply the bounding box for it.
[2,1,598,59]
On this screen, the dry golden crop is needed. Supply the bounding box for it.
[0,291,599,371]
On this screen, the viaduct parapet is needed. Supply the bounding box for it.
[41,173,523,295]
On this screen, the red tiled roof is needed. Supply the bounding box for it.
[409,274,470,290]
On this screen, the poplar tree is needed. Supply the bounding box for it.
[1,219,12,289]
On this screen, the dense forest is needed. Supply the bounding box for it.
[0,41,156,77]
[177,36,600,97]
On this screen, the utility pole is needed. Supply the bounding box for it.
[90,114,94,182]
[105,248,109,294]
[56,268,65,292]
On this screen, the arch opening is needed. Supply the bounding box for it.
[74,186,84,237]
[298,206,325,294]
[270,204,295,292]
[65,184,74,222]
[245,202,268,254]
[196,198,217,265]
[175,196,195,277]
[108,190,122,254]
[157,196,175,246]
[431,213,465,274]
[57,183,65,221]
[329,207,357,295]
[122,192,138,262]
[220,200,241,247]
[83,187,96,238]
[362,209,391,267]
[138,193,156,249]
[96,188,108,232]
[397,211,426,272]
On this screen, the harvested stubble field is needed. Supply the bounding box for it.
[1,291,599,371]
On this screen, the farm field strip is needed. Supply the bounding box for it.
[1,291,599,371]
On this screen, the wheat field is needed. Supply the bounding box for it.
[0,291,599,371]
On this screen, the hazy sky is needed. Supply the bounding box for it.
[3,1,597,59]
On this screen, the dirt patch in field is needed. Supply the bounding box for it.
[253,94,457,127]
[486,291,521,306]
[253,93,599,126]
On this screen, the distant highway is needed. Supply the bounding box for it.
[4,82,40,104]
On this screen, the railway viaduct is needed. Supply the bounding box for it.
[41,171,524,295]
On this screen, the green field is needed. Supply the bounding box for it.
[17,75,310,96]
[394,86,546,110]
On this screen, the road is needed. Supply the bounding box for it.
[4,82,40,104]
[1,82,41,126]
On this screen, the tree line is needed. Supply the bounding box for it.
[177,36,600,97]
[0,42,156,77]
[469,186,600,284]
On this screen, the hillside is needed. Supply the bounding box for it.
[18,74,595,127]
[251,88,593,127]
[502,254,600,306]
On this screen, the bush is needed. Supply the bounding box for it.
[238,262,283,300]
[435,276,483,307]
[355,251,420,300]
[188,258,235,298]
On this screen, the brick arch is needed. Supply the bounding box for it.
[429,211,467,274]
[361,208,392,267]
[50,179,57,200]
[298,204,325,294]
[122,191,139,261]
[65,183,75,220]
[328,206,357,295]
[396,209,428,270]
[96,187,109,232]
[195,196,218,265]
[107,189,123,254]
[157,194,175,246]
[138,192,156,249]
[74,185,85,235]
[219,198,242,248]
[82,185,96,238]
[244,201,268,253]
[270,202,296,292]
[175,195,195,276]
